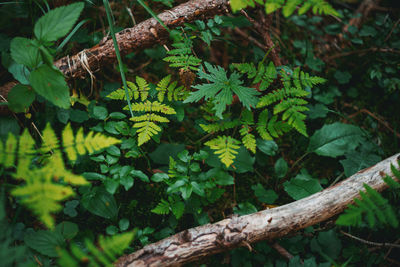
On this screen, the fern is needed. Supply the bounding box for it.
[0,123,120,228]
[205,135,241,167]
[336,162,400,228]
[230,0,340,17]
[107,76,149,101]
[256,110,292,140]
[151,195,185,219]
[239,109,256,153]
[163,38,202,71]
[256,68,325,136]
[184,62,260,119]
[200,120,240,134]
[233,61,277,91]
[58,232,134,267]
[156,75,188,102]
[109,76,182,146]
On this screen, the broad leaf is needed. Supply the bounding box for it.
[29,65,70,109]
[34,2,84,42]
[7,84,35,113]
[307,123,364,157]
[283,171,323,200]
[10,37,41,69]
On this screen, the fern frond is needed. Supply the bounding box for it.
[134,121,162,146]
[106,81,136,101]
[200,120,240,133]
[58,232,134,267]
[256,110,292,140]
[156,75,187,102]
[336,183,399,228]
[0,123,119,228]
[164,41,202,71]
[127,101,176,115]
[62,123,121,162]
[11,171,75,228]
[135,76,150,101]
[205,135,240,167]
[233,61,277,90]
[240,126,256,153]
[151,199,171,215]
[130,114,170,123]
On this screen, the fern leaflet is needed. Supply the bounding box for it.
[58,232,134,267]
[1,123,120,228]
[336,162,400,228]
[205,135,241,167]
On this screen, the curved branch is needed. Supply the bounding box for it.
[0,0,229,114]
[116,153,400,267]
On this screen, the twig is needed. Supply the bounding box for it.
[340,230,400,249]
[270,242,297,261]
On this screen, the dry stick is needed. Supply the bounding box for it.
[116,153,400,267]
[0,0,230,113]
[340,230,400,249]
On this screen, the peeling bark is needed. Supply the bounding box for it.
[116,153,400,267]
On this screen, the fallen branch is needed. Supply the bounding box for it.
[116,153,400,267]
[0,0,229,113]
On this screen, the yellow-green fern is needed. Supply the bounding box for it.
[0,123,120,228]
[205,136,240,167]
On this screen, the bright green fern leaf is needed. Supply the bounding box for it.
[58,232,134,267]
[164,39,202,71]
[156,75,187,102]
[234,61,277,91]
[0,123,119,228]
[200,120,240,133]
[205,135,241,167]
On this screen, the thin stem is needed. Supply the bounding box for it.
[103,0,133,117]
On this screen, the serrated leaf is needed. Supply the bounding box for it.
[29,65,70,109]
[34,2,84,42]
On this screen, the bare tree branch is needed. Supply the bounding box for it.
[0,0,229,114]
[116,153,400,267]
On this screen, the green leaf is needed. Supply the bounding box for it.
[184,62,259,119]
[130,170,149,183]
[92,106,108,120]
[24,230,65,257]
[34,2,85,42]
[171,201,185,219]
[251,183,278,203]
[274,157,288,179]
[10,37,41,69]
[7,84,35,113]
[256,139,278,156]
[234,202,257,215]
[340,151,381,177]
[307,123,364,157]
[283,171,323,200]
[119,218,130,231]
[207,168,234,185]
[29,65,70,109]
[149,143,185,165]
[105,179,119,194]
[120,176,134,191]
[311,230,342,260]
[151,173,169,182]
[56,221,79,240]
[334,70,352,84]
[82,187,118,219]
